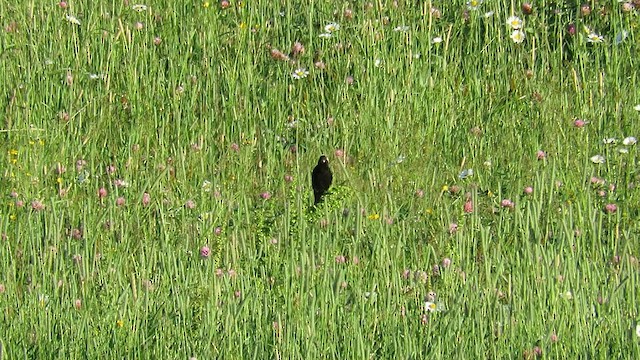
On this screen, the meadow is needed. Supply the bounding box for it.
[1,0,640,358]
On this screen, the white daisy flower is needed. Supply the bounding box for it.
[425,301,437,312]
[506,16,523,30]
[132,4,148,12]
[39,294,49,306]
[291,68,309,79]
[587,32,604,43]
[590,155,605,164]
[467,0,483,10]
[510,30,525,43]
[622,136,637,146]
[324,22,340,33]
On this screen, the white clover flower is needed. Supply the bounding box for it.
[291,68,309,79]
[506,16,523,30]
[590,155,606,164]
[374,58,382,67]
[618,148,629,154]
[603,138,617,144]
[432,37,443,44]
[324,22,340,33]
[587,33,604,43]
[510,30,525,43]
[65,14,81,26]
[622,136,637,146]
[132,4,148,12]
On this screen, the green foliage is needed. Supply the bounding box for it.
[1,0,640,358]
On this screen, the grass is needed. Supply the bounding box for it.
[1,0,640,358]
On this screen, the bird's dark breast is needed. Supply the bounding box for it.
[312,167,332,191]
[312,161,333,204]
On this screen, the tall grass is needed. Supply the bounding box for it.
[1,0,639,358]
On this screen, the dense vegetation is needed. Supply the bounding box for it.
[1,0,639,358]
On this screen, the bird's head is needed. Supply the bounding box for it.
[318,155,328,165]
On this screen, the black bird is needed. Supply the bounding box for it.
[312,155,333,205]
